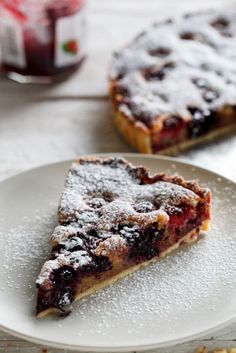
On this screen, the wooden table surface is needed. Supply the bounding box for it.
[0,0,235,352]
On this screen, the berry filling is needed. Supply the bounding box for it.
[151,104,236,152]
[36,199,209,315]
[36,253,112,315]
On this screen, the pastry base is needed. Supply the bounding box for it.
[113,109,236,156]
[37,220,209,318]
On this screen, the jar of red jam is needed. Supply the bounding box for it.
[0,0,87,83]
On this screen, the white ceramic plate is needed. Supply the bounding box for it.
[0,154,235,352]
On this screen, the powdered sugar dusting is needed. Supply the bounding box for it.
[0,211,56,303]
[59,158,199,230]
[0,160,235,345]
[64,177,236,335]
[35,157,204,290]
[36,250,92,286]
[111,9,236,122]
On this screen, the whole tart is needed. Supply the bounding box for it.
[109,9,236,154]
[36,157,210,317]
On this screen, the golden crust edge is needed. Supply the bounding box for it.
[37,224,208,318]
[113,109,152,154]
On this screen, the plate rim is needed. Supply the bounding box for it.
[0,314,236,352]
[0,152,235,352]
[1,152,235,184]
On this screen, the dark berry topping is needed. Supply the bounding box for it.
[36,286,76,316]
[87,192,113,209]
[143,62,175,81]
[211,17,229,30]
[126,224,160,261]
[148,47,171,57]
[188,107,217,138]
[128,102,153,127]
[144,67,165,81]
[51,244,65,259]
[57,287,74,307]
[51,266,76,286]
[192,78,207,88]
[94,256,112,272]
[192,78,219,103]
[36,293,52,314]
[180,31,206,43]
[114,85,130,105]
[203,90,219,103]
[116,70,126,81]
[180,31,195,40]
[102,191,114,202]
[114,85,130,97]
[88,229,99,238]
[114,85,130,106]
[189,107,210,119]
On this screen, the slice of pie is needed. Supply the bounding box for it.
[109,9,236,155]
[36,157,211,317]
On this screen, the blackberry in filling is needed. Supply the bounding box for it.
[93,255,112,273]
[125,224,160,262]
[192,78,219,104]
[118,204,202,264]
[36,253,112,315]
[36,266,77,315]
[51,266,77,285]
[188,108,217,138]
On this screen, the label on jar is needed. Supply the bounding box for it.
[0,17,26,68]
[55,7,87,67]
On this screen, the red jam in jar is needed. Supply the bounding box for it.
[0,0,87,83]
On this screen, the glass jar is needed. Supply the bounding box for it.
[0,0,87,83]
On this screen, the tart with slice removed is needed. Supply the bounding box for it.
[109,9,236,154]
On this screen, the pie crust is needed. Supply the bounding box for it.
[36,157,211,317]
